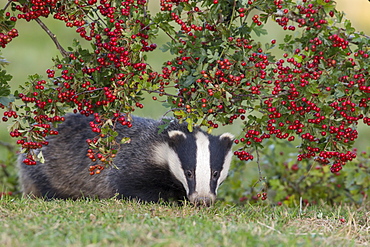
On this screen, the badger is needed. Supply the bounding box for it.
[18,114,234,206]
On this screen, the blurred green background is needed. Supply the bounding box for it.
[0,0,369,157]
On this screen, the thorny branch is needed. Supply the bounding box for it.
[0,141,16,151]
[34,18,69,58]
[2,0,12,11]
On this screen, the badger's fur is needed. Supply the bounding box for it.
[18,114,234,206]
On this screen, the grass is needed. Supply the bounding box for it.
[0,198,369,247]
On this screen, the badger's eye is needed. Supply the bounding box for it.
[186,170,193,179]
[212,171,219,179]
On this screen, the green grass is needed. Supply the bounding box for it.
[0,198,368,247]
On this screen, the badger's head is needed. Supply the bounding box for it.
[154,129,234,206]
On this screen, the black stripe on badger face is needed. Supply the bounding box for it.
[209,133,234,195]
[167,130,197,197]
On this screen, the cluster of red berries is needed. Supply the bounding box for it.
[159,0,185,11]
[22,154,37,166]
[239,191,268,203]
[0,191,13,198]
[328,34,349,50]
[113,112,132,127]
[10,89,66,154]
[275,11,296,31]
[315,150,357,173]
[235,130,271,146]
[14,0,60,21]
[233,150,254,161]
[2,110,17,122]
[88,164,105,175]
[251,14,262,26]
[0,28,18,48]
[85,135,117,171]
[12,0,89,28]
[295,1,329,30]
[256,192,268,201]
[84,113,132,171]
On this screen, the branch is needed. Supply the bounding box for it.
[155,23,178,44]
[2,0,12,11]
[34,18,69,58]
[159,107,185,121]
[255,147,263,179]
[0,141,15,151]
[141,88,182,99]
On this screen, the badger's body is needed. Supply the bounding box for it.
[18,114,234,206]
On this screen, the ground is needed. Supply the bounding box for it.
[0,197,368,246]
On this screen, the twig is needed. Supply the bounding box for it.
[154,22,178,43]
[255,147,263,179]
[74,87,104,97]
[2,0,12,11]
[0,141,16,151]
[34,18,69,58]
[159,108,184,121]
[141,88,182,99]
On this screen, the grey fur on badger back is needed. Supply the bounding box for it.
[18,114,234,206]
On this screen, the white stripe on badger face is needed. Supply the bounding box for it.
[195,132,211,197]
[216,148,233,193]
[153,143,189,195]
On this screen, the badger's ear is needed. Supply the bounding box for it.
[168,130,187,139]
[168,130,187,147]
[219,133,234,150]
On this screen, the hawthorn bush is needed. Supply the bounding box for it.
[0,0,369,203]
[220,144,370,206]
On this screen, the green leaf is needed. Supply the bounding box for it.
[284,35,292,43]
[206,49,220,64]
[182,75,196,87]
[0,95,15,106]
[0,70,12,97]
[186,118,193,132]
[345,171,356,189]
[111,130,118,138]
[160,43,171,53]
[0,57,9,67]
[37,151,45,163]
[293,54,303,63]
[251,23,268,37]
[131,43,142,52]
[344,19,355,34]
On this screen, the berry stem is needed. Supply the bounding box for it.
[155,22,177,43]
[255,146,263,179]
[142,88,181,99]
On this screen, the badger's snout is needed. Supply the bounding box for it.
[189,192,216,207]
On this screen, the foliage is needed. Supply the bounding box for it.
[220,141,370,206]
[0,141,17,197]
[0,1,369,201]
[0,54,13,108]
